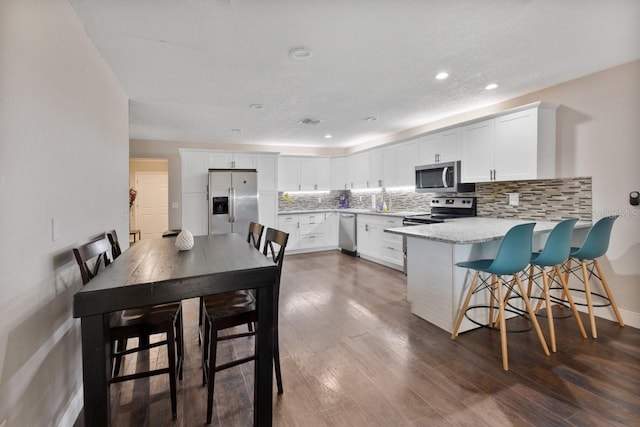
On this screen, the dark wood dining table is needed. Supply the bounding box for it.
[73,233,278,427]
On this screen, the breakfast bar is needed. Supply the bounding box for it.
[386,218,590,333]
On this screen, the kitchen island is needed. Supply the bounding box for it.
[386,217,590,333]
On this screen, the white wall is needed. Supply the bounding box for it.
[0,1,129,425]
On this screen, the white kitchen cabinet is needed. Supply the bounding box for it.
[256,154,278,193]
[325,212,339,247]
[348,151,371,189]
[278,212,335,252]
[181,150,209,193]
[382,145,398,187]
[314,157,331,191]
[182,192,208,236]
[278,157,300,191]
[395,140,420,186]
[330,156,348,190]
[460,119,495,182]
[461,103,556,183]
[258,191,278,232]
[278,156,330,191]
[278,214,299,251]
[357,214,404,271]
[298,212,327,249]
[419,128,461,165]
[208,152,256,169]
[369,148,384,187]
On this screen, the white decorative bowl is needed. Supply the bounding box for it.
[175,229,194,251]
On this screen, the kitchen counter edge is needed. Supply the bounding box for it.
[385,217,592,244]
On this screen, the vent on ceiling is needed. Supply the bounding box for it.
[298,118,321,126]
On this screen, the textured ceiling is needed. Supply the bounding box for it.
[68,0,640,149]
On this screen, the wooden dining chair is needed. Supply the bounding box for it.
[73,235,185,420]
[198,221,266,343]
[247,221,265,249]
[106,229,122,260]
[201,227,289,424]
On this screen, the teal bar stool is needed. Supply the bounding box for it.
[451,223,550,371]
[563,215,623,338]
[527,218,587,352]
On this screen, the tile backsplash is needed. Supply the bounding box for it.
[278,177,592,220]
[475,177,592,220]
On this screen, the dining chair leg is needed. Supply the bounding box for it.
[198,297,204,346]
[496,277,509,371]
[167,319,178,420]
[202,314,211,386]
[514,275,550,356]
[176,306,185,380]
[274,326,283,394]
[554,265,587,339]
[206,324,219,424]
[451,272,479,339]
[541,268,556,353]
[527,264,535,298]
[594,260,625,327]
[581,261,598,338]
[112,339,125,377]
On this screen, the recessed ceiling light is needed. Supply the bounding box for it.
[249,103,264,109]
[324,134,332,139]
[364,116,378,122]
[435,72,449,80]
[485,83,498,90]
[288,46,312,61]
[231,128,242,133]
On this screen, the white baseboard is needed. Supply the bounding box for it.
[57,385,83,427]
[570,295,640,330]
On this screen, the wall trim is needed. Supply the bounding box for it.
[57,385,83,427]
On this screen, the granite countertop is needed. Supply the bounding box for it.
[278,209,427,218]
[385,217,592,244]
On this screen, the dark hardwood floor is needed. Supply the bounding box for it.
[75,250,640,426]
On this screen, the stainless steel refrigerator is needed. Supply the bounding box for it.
[208,169,258,235]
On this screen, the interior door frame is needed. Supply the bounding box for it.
[133,171,169,240]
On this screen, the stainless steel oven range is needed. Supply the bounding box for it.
[401,196,477,272]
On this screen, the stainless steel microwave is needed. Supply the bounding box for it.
[415,161,475,193]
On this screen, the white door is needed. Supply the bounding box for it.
[135,172,169,240]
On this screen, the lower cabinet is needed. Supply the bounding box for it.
[357,214,404,271]
[278,212,339,252]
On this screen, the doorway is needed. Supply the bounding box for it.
[130,159,169,241]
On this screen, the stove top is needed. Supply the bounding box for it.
[403,196,476,225]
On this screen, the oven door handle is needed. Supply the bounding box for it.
[442,167,449,188]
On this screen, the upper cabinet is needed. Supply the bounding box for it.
[461,102,557,183]
[347,151,371,189]
[330,156,348,190]
[256,154,278,193]
[181,150,209,193]
[278,156,330,191]
[419,128,461,165]
[208,152,257,169]
[395,140,420,186]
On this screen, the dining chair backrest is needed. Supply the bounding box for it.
[486,223,536,275]
[262,228,289,281]
[73,236,112,285]
[531,218,578,267]
[571,216,618,260]
[247,222,265,250]
[106,229,122,260]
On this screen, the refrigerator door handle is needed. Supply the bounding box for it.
[228,187,234,223]
[230,187,236,223]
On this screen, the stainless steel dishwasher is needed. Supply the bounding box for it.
[338,213,357,256]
